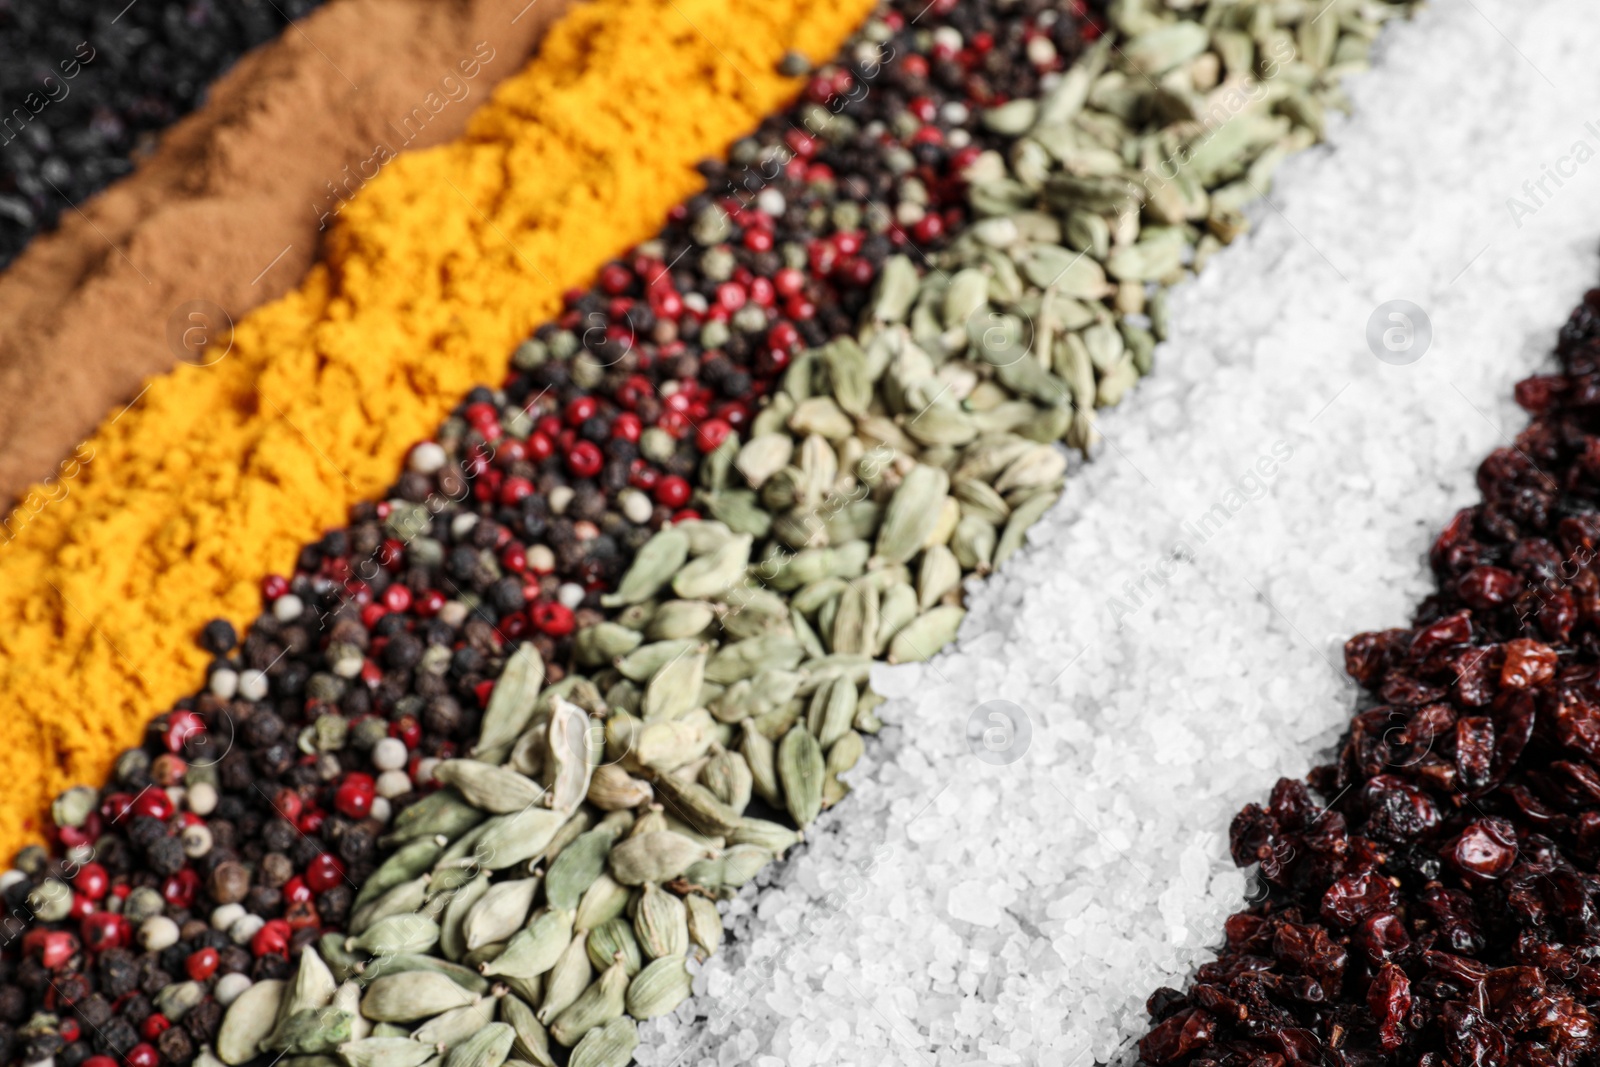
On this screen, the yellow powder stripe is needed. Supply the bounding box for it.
[0,0,874,858]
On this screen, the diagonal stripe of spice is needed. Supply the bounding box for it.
[1135,288,1600,1067]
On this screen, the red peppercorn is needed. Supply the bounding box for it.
[715,282,747,312]
[599,262,632,295]
[59,1020,80,1044]
[74,862,109,901]
[162,710,205,755]
[912,213,945,244]
[126,1044,159,1067]
[261,574,289,602]
[359,602,387,630]
[306,853,345,894]
[784,297,816,322]
[334,773,376,819]
[381,583,414,615]
[39,930,78,969]
[413,589,446,617]
[252,919,292,958]
[84,1056,116,1067]
[655,475,691,509]
[390,715,423,749]
[743,228,774,253]
[565,395,598,425]
[498,475,535,506]
[185,947,219,982]
[140,1015,170,1041]
[297,807,326,836]
[774,268,805,298]
[566,440,603,479]
[695,419,733,454]
[69,894,94,921]
[131,789,174,821]
[611,412,642,443]
[529,602,575,638]
[273,787,303,823]
[162,869,200,911]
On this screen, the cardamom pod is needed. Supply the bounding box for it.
[480,909,574,980]
[642,649,707,721]
[823,730,865,809]
[672,533,753,600]
[585,765,653,812]
[411,996,498,1047]
[574,875,631,933]
[350,876,430,937]
[730,817,803,858]
[347,915,440,958]
[473,645,545,760]
[542,699,596,814]
[439,872,491,963]
[996,488,1060,567]
[806,678,857,751]
[500,995,554,1067]
[584,917,642,977]
[382,790,486,849]
[614,639,699,683]
[359,973,477,1023]
[473,807,569,871]
[442,1022,514,1067]
[572,623,643,668]
[777,726,825,828]
[601,528,688,607]
[887,606,967,665]
[354,837,447,913]
[700,748,753,814]
[548,960,629,1047]
[631,883,689,960]
[566,1016,638,1067]
[432,761,546,815]
[624,955,692,1021]
[464,878,540,952]
[535,937,593,1026]
[741,726,781,807]
[217,979,284,1065]
[545,815,630,911]
[608,831,714,886]
[874,465,951,565]
[645,600,717,641]
[649,774,742,838]
[339,1038,438,1067]
[685,895,722,962]
[355,955,489,996]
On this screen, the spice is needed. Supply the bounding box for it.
[1135,287,1600,1067]
[0,0,877,860]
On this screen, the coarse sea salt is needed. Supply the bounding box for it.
[631,1,1600,1064]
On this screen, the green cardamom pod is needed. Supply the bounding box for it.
[500,995,554,1067]
[700,748,753,814]
[411,996,498,1048]
[464,878,540,952]
[217,979,284,1065]
[950,514,997,572]
[442,1022,514,1067]
[347,915,440,958]
[583,918,642,977]
[876,582,919,655]
[645,600,717,641]
[649,774,742,838]
[685,895,722,962]
[730,817,803,858]
[823,730,865,809]
[439,872,491,963]
[572,622,644,668]
[473,807,569,871]
[888,606,967,665]
[355,955,488,996]
[537,934,595,1023]
[716,844,772,888]
[601,528,689,607]
[545,816,630,911]
[624,955,692,1021]
[473,645,545,760]
[705,634,805,685]
[608,831,713,886]
[338,1038,439,1067]
[874,465,951,565]
[777,726,825,828]
[585,765,653,812]
[642,649,707,722]
[614,639,699,683]
[354,837,446,913]
[359,973,477,1024]
[672,533,753,600]
[548,960,629,1047]
[740,726,781,807]
[264,1007,351,1055]
[566,1016,638,1067]
[432,760,547,815]
[574,875,631,934]
[381,790,486,850]
[631,883,689,961]
[806,678,857,751]
[480,909,574,980]
[996,488,1059,567]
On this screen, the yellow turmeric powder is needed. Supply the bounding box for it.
[0,0,874,859]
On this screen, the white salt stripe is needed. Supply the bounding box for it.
[638,1,1600,1064]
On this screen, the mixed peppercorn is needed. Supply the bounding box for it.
[0,1,1096,1065]
[1139,288,1600,1067]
